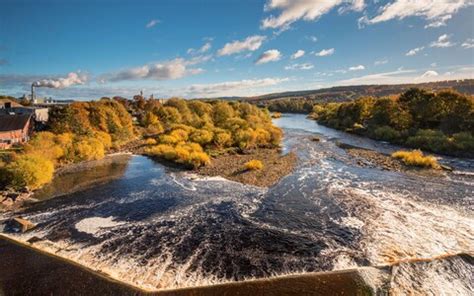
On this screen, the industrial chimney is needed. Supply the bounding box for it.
[31,84,35,103]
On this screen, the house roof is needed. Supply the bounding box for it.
[0,99,22,108]
[0,114,31,132]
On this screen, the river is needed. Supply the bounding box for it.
[1,114,473,294]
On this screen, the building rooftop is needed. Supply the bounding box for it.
[0,114,31,132]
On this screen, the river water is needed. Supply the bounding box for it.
[1,114,473,294]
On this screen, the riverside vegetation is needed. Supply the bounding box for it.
[310,88,474,158]
[0,97,283,192]
[0,99,134,190]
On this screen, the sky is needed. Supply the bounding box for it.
[1,0,473,100]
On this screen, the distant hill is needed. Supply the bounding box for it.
[246,79,474,105]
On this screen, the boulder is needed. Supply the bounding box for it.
[3,217,36,233]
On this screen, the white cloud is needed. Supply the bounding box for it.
[406,46,425,56]
[430,34,455,48]
[306,35,318,42]
[200,42,212,53]
[285,63,314,70]
[424,15,452,28]
[255,49,282,65]
[461,38,474,49]
[218,35,266,56]
[349,65,365,71]
[105,58,204,82]
[146,19,160,28]
[32,72,88,89]
[186,77,289,96]
[188,42,212,55]
[361,0,472,28]
[291,50,305,59]
[315,48,335,57]
[339,0,365,14]
[374,59,388,66]
[261,0,365,30]
[420,70,439,78]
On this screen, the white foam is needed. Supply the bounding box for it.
[75,217,124,236]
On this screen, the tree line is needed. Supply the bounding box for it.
[310,88,474,157]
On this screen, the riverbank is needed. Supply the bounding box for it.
[195,148,297,187]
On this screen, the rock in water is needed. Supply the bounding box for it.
[3,218,36,233]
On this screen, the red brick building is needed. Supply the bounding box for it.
[0,114,33,149]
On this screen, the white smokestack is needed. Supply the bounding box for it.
[32,72,87,89]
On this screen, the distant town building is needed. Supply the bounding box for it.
[0,101,49,123]
[0,99,22,109]
[0,114,33,149]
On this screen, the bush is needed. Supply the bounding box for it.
[213,130,232,148]
[391,150,440,169]
[144,138,157,145]
[373,126,401,142]
[6,154,54,189]
[159,134,180,145]
[145,143,210,168]
[452,132,474,152]
[190,129,213,146]
[74,137,105,161]
[406,129,452,153]
[271,112,282,119]
[188,151,210,168]
[24,132,65,163]
[244,160,264,171]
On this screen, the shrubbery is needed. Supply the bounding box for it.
[6,154,54,190]
[142,99,282,168]
[311,89,474,157]
[244,160,264,171]
[145,143,210,168]
[392,150,440,169]
[0,99,135,190]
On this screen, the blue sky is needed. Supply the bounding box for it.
[1,0,473,100]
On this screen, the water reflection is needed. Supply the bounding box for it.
[33,154,132,201]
